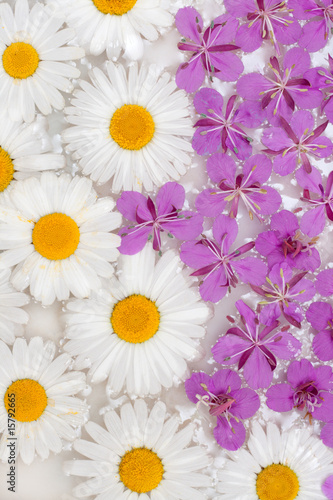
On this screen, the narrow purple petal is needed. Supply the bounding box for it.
[243,347,273,389]
[213,214,238,253]
[175,7,203,44]
[176,55,206,93]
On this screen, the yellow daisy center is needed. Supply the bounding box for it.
[2,42,39,79]
[5,379,48,422]
[0,147,14,192]
[119,448,164,493]
[256,464,300,500]
[109,104,155,150]
[92,0,137,15]
[111,294,160,343]
[32,213,80,261]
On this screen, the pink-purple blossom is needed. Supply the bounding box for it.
[224,0,301,54]
[289,0,333,52]
[266,359,333,425]
[251,262,316,328]
[305,55,333,123]
[180,214,267,303]
[306,301,333,362]
[321,424,333,449]
[297,167,333,237]
[175,8,244,93]
[192,88,265,159]
[262,110,332,175]
[195,153,281,221]
[237,47,323,125]
[212,300,301,389]
[316,268,333,297]
[256,209,321,272]
[185,369,260,450]
[116,182,203,254]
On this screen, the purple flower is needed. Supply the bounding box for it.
[237,48,323,125]
[297,167,333,237]
[175,8,244,93]
[180,214,267,303]
[289,0,333,52]
[321,424,333,449]
[185,369,260,450]
[225,0,301,54]
[262,110,333,175]
[305,56,333,123]
[307,302,333,362]
[256,210,321,272]
[316,269,333,297]
[196,153,281,221]
[266,359,333,424]
[212,300,301,389]
[116,182,203,254]
[251,262,316,328]
[192,88,265,159]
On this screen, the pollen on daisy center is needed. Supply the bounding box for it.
[32,213,80,261]
[109,104,155,150]
[256,464,300,500]
[0,147,14,192]
[2,42,39,79]
[111,294,160,343]
[119,447,164,493]
[5,379,48,422]
[92,0,137,15]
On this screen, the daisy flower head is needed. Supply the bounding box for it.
[217,421,333,500]
[64,400,211,499]
[0,113,65,199]
[0,268,29,344]
[64,244,210,396]
[0,0,84,123]
[63,62,193,193]
[0,172,122,305]
[59,0,173,61]
[0,337,89,465]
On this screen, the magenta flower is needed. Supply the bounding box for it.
[175,8,243,93]
[305,56,333,123]
[289,0,333,52]
[307,302,333,362]
[262,110,332,175]
[237,48,323,125]
[196,153,281,221]
[192,88,265,159]
[225,0,301,54]
[116,182,203,254]
[180,214,267,303]
[321,424,333,449]
[266,359,333,425]
[256,209,321,272]
[316,268,333,297]
[297,166,333,237]
[212,300,301,390]
[185,369,260,450]
[251,262,316,328]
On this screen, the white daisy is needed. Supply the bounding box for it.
[0,113,65,197]
[64,244,210,396]
[64,400,211,499]
[0,337,89,465]
[62,62,193,193]
[57,0,173,60]
[0,172,122,305]
[0,268,29,344]
[0,0,84,123]
[217,421,333,500]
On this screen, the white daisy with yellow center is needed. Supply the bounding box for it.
[64,244,210,396]
[0,113,65,197]
[0,268,29,344]
[0,0,84,122]
[63,62,193,193]
[0,337,89,465]
[217,422,333,500]
[64,400,211,499]
[0,172,122,305]
[57,0,172,60]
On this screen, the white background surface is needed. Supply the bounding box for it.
[0,0,333,498]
